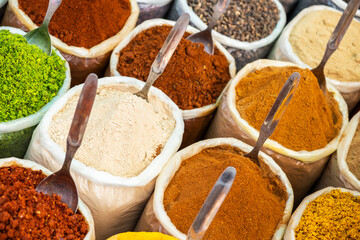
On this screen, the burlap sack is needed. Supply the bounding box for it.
[136,0,173,25]
[283,187,360,240]
[25,76,184,240]
[206,59,349,206]
[0,157,95,239]
[270,5,360,111]
[168,0,286,70]
[136,138,294,240]
[1,0,139,86]
[109,18,236,149]
[0,26,71,159]
[315,111,360,191]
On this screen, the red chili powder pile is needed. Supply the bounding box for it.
[117,26,231,110]
[163,145,287,240]
[0,166,88,239]
[19,0,131,48]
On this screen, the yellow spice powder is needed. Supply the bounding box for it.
[289,10,360,82]
[295,189,360,240]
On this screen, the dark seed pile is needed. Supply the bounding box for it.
[187,0,280,42]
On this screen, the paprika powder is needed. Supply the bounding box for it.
[235,66,342,151]
[0,166,88,239]
[163,145,287,240]
[116,25,231,110]
[19,0,131,48]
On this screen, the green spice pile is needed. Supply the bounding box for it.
[187,0,280,42]
[0,30,66,122]
[295,189,360,240]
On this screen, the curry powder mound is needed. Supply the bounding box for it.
[235,66,342,151]
[164,145,287,240]
[295,189,360,240]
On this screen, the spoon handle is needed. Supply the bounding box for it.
[187,167,236,240]
[62,73,98,170]
[43,0,63,26]
[137,13,190,99]
[207,0,231,30]
[318,0,360,67]
[246,72,300,160]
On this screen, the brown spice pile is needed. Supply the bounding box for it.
[235,66,342,151]
[346,122,360,179]
[19,0,131,48]
[117,25,231,110]
[164,145,287,240]
[0,166,88,239]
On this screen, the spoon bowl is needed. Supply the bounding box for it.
[24,0,62,55]
[244,72,301,166]
[186,0,230,55]
[135,13,190,101]
[311,0,360,94]
[36,73,98,213]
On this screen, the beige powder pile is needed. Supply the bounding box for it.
[49,87,175,178]
[289,10,360,82]
[347,123,360,180]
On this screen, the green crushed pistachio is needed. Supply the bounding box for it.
[0,30,66,122]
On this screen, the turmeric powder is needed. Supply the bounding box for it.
[295,189,360,240]
[235,66,342,151]
[107,232,177,240]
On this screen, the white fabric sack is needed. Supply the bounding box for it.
[315,111,360,191]
[0,157,95,239]
[0,26,71,159]
[109,18,236,149]
[168,0,286,70]
[136,0,173,25]
[270,5,360,111]
[25,76,184,240]
[136,138,294,240]
[205,59,349,206]
[2,0,139,85]
[283,187,360,240]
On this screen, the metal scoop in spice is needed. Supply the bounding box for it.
[135,13,190,101]
[311,0,360,94]
[36,73,98,213]
[24,0,62,55]
[187,166,236,240]
[244,72,300,166]
[186,0,231,55]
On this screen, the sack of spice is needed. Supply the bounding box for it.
[167,0,286,70]
[107,232,177,240]
[291,0,360,21]
[1,0,139,86]
[205,59,348,205]
[136,138,294,240]
[315,111,360,192]
[26,76,184,240]
[270,6,360,111]
[136,0,173,25]
[0,26,70,159]
[0,0,6,21]
[0,157,95,239]
[109,18,236,148]
[284,187,360,240]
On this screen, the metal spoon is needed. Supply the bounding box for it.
[135,13,190,101]
[36,73,98,213]
[244,72,301,166]
[187,167,236,240]
[186,0,231,55]
[24,0,62,55]
[311,0,360,94]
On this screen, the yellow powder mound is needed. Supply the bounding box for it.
[107,232,178,240]
[289,10,360,82]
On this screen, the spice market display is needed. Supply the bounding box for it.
[0,0,360,239]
